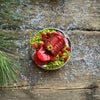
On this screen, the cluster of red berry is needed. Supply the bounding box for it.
[42,34,46,42]
[42,32,51,42]
[33,43,43,49]
[33,32,71,62]
[33,32,51,49]
[33,31,71,66]
[59,47,71,61]
[33,32,57,62]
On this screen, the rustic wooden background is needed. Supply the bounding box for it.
[0,0,100,100]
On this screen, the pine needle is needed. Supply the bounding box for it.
[0,51,21,86]
[0,32,24,87]
[0,32,21,54]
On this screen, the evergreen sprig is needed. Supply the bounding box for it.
[0,51,22,86]
[0,32,24,87]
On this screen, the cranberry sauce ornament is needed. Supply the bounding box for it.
[27,28,71,70]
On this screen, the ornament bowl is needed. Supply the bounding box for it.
[30,28,71,70]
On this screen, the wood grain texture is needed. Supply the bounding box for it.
[0,0,100,30]
[0,30,100,100]
[0,0,100,99]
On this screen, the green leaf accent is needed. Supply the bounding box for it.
[45,47,70,70]
[30,29,56,47]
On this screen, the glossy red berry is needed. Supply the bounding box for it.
[38,43,43,48]
[59,53,63,57]
[42,38,46,42]
[66,47,71,51]
[50,57,56,62]
[47,32,51,36]
[42,34,46,38]
[61,49,65,53]
[33,44,37,49]
[64,57,68,61]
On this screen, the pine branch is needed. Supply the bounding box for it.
[0,32,24,87]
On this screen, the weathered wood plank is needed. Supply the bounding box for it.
[0,88,100,100]
[0,30,100,100]
[27,88,100,100]
[23,0,100,30]
[0,0,100,30]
